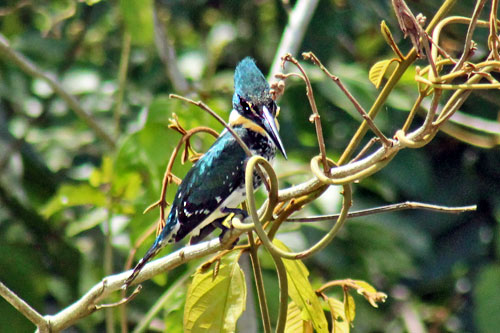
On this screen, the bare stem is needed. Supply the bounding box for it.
[281,54,330,173]
[303,52,392,148]
[0,282,49,332]
[287,201,477,223]
[268,0,320,80]
[452,0,488,72]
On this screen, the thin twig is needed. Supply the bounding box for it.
[303,52,392,148]
[0,34,116,149]
[0,282,49,332]
[43,231,243,332]
[281,54,330,173]
[489,0,500,60]
[350,138,379,163]
[268,0,320,80]
[169,94,252,157]
[339,0,457,165]
[287,201,476,223]
[452,0,488,72]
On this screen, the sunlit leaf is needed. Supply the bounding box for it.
[274,239,329,333]
[327,297,349,333]
[65,208,107,237]
[184,251,246,333]
[368,59,398,89]
[285,301,313,333]
[42,184,107,218]
[343,290,355,326]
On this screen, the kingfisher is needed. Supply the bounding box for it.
[124,57,286,286]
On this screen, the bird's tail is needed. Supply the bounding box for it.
[123,242,161,288]
[123,220,176,288]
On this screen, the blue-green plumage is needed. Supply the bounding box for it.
[125,57,286,286]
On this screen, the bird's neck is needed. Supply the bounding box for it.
[228,109,279,135]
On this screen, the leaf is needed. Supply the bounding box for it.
[285,301,314,333]
[343,290,355,326]
[368,59,398,88]
[274,239,329,333]
[327,298,350,333]
[120,0,154,45]
[42,184,107,218]
[184,251,246,333]
[351,280,387,308]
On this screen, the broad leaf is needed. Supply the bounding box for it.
[368,59,398,88]
[184,251,246,333]
[42,184,107,218]
[327,297,349,333]
[274,239,329,333]
[285,301,313,333]
[343,291,355,326]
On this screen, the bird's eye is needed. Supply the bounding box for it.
[239,98,252,113]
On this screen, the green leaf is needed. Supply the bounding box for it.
[184,251,246,333]
[285,301,313,333]
[327,297,350,333]
[368,59,398,89]
[274,239,329,333]
[42,184,107,218]
[343,290,355,326]
[474,265,500,333]
[120,0,154,45]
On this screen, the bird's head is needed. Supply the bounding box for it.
[230,57,287,159]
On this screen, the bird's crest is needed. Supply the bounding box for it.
[233,57,270,107]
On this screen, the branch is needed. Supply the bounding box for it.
[42,232,242,331]
[0,34,116,149]
[338,0,457,164]
[287,201,477,222]
[0,282,49,332]
[268,0,320,80]
[153,1,191,94]
[452,0,488,72]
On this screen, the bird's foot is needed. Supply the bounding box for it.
[221,207,248,220]
[215,213,240,248]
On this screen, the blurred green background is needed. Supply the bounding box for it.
[0,0,499,332]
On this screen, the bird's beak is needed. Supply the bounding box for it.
[261,105,287,159]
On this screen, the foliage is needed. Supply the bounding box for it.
[1,0,500,332]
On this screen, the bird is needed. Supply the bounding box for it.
[124,57,286,287]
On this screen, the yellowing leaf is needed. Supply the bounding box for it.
[368,59,398,88]
[274,240,329,333]
[352,280,387,308]
[343,291,355,326]
[352,280,377,294]
[184,251,246,333]
[327,298,350,333]
[285,301,313,333]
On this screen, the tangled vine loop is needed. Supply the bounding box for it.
[244,155,353,260]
